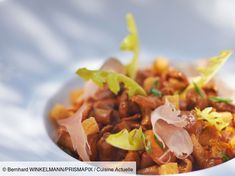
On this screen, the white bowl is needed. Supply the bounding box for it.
[44,75,235,175]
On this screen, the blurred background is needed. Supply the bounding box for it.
[0,0,235,160]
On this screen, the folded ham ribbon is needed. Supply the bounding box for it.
[58,104,90,161]
[151,101,193,159]
[80,80,98,101]
[58,58,125,161]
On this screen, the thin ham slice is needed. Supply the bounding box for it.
[80,80,98,100]
[58,58,125,160]
[100,58,126,74]
[58,104,90,161]
[158,149,171,164]
[151,101,193,159]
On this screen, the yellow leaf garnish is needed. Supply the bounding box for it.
[76,68,146,98]
[181,50,233,97]
[195,107,233,131]
[106,128,145,151]
[195,50,232,86]
[120,13,140,79]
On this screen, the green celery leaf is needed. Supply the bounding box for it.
[195,107,233,131]
[120,13,140,79]
[181,50,233,97]
[76,68,146,98]
[105,128,145,151]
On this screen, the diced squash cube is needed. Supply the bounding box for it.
[233,113,235,127]
[153,57,169,74]
[231,137,235,149]
[143,77,159,92]
[164,94,179,109]
[50,104,72,120]
[82,117,99,136]
[159,162,179,175]
[70,88,84,104]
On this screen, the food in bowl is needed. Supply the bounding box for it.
[48,13,235,175]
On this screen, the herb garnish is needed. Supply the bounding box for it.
[193,82,204,97]
[150,88,162,97]
[142,133,152,154]
[222,153,229,162]
[154,135,164,149]
[209,96,232,103]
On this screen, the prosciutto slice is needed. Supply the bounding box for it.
[151,101,193,159]
[58,58,125,160]
[58,104,90,161]
[80,80,98,100]
[100,58,125,74]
